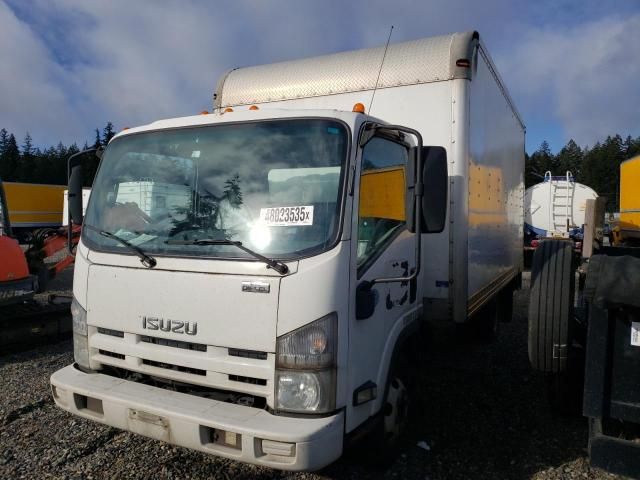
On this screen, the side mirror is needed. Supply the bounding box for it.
[67,146,102,227]
[68,156,84,226]
[420,146,447,233]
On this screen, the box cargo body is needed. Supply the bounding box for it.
[214,31,525,321]
[3,182,66,231]
[52,31,524,471]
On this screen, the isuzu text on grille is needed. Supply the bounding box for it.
[142,316,197,335]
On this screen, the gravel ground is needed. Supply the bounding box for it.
[0,273,626,479]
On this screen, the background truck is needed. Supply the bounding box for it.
[528,155,640,478]
[2,181,67,239]
[51,31,524,471]
[0,178,79,350]
[523,171,598,264]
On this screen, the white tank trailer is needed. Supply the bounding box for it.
[524,171,598,242]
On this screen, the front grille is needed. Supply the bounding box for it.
[228,348,268,360]
[100,364,267,409]
[97,327,124,338]
[98,349,125,360]
[141,335,207,352]
[228,374,267,386]
[142,359,206,376]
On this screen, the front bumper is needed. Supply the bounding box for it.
[50,365,344,471]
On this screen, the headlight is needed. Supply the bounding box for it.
[276,370,336,413]
[275,314,337,414]
[71,297,90,369]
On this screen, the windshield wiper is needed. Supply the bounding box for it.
[166,238,289,275]
[84,224,157,268]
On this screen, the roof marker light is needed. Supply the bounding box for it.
[200,110,209,115]
[224,107,234,113]
[249,105,259,110]
[352,103,365,113]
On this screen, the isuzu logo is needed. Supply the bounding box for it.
[142,316,197,335]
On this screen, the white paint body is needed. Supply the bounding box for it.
[51,32,524,470]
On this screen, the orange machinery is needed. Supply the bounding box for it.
[0,179,79,306]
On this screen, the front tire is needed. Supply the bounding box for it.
[368,356,411,469]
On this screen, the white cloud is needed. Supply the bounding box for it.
[0,0,638,150]
[0,1,84,145]
[498,14,640,147]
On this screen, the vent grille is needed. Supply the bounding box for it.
[140,335,207,352]
[228,348,267,360]
[98,349,125,360]
[97,328,124,338]
[142,359,206,376]
[228,374,267,386]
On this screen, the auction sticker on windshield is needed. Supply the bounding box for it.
[260,206,314,226]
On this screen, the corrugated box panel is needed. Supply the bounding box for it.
[215,33,475,108]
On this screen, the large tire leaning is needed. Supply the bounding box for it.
[528,239,575,373]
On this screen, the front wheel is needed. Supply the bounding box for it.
[368,357,411,469]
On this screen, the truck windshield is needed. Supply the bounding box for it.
[82,119,348,260]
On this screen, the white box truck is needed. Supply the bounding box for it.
[52,31,524,470]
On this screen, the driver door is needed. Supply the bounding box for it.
[347,134,419,431]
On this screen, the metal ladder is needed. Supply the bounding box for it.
[546,171,574,235]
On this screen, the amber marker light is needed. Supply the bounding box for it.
[352,103,366,113]
[249,105,259,110]
[224,107,234,113]
[200,110,209,115]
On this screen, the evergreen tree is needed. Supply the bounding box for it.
[0,128,9,179]
[224,174,243,208]
[0,128,8,155]
[92,128,101,149]
[556,139,583,180]
[526,141,555,187]
[18,132,36,181]
[102,122,116,146]
[2,134,20,182]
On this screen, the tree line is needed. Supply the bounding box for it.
[1,123,639,211]
[0,122,115,186]
[526,135,640,211]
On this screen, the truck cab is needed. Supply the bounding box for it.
[52,107,446,470]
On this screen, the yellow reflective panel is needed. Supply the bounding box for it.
[620,155,640,234]
[468,163,506,227]
[3,182,66,227]
[359,166,406,221]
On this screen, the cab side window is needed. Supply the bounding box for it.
[357,137,408,269]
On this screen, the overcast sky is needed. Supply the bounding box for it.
[1,0,639,153]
